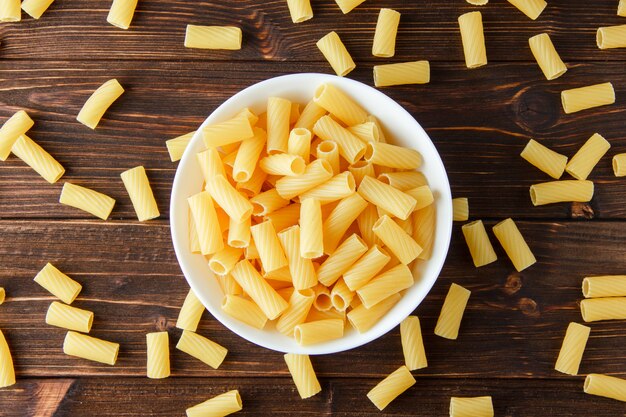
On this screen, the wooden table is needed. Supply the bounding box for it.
[1,0,625,415]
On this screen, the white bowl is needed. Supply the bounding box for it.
[170,73,452,355]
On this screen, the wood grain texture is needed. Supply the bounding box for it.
[1,60,626,219]
[1,0,626,62]
[1,219,625,379]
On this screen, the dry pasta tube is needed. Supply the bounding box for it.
[520,139,567,179]
[299,199,323,260]
[76,79,124,129]
[63,331,119,365]
[233,128,265,182]
[286,0,313,23]
[188,191,224,255]
[358,176,417,220]
[365,142,422,170]
[583,275,626,298]
[11,134,65,184]
[277,226,317,290]
[0,110,34,161]
[317,234,368,286]
[404,185,434,212]
[461,220,497,267]
[315,141,340,175]
[275,159,334,200]
[250,221,288,273]
[217,274,242,296]
[294,100,327,131]
[620,0,626,17]
[288,128,312,163]
[323,193,368,254]
[0,288,4,305]
[565,133,610,180]
[584,374,626,403]
[373,215,422,264]
[313,83,367,126]
[176,289,205,332]
[313,116,366,164]
[203,115,254,148]
[206,175,253,224]
[46,301,93,333]
[334,0,365,14]
[316,31,356,77]
[372,8,400,57]
[561,82,615,114]
[580,297,626,322]
[21,0,55,19]
[458,11,487,69]
[492,218,536,272]
[60,182,116,220]
[400,316,427,371]
[449,396,494,417]
[528,33,567,80]
[146,331,170,379]
[613,154,626,177]
[298,171,355,204]
[0,0,20,21]
[34,263,82,304]
[0,330,15,388]
[284,354,322,399]
[197,148,226,182]
[348,122,379,143]
[412,204,436,260]
[350,162,375,189]
[176,330,227,369]
[434,283,471,340]
[231,259,288,319]
[209,246,243,276]
[107,0,138,30]
[467,0,488,4]
[529,180,594,206]
[294,318,344,345]
[452,198,469,221]
[347,292,401,333]
[186,390,242,417]
[166,131,194,162]
[184,25,242,50]
[555,322,590,375]
[221,295,268,329]
[343,245,390,291]
[367,365,416,411]
[330,278,354,311]
[379,171,427,190]
[276,289,315,336]
[120,166,160,221]
[266,96,290,154]
[357,264,413,308]
[507,0,546,20]
[597,24,626,49]
[374,61,430,87]
[251,189,290,216]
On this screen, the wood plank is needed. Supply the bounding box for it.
[2,0,626,62]
[1,219,626,378]
[1,377,623,416]
[1,60,626,219]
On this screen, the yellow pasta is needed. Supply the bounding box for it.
[227,218,250,249]
[312,283,332,311]
[265,202,301,233]
[555,322,590,375]
[120,166,160,221]
[189,211,201,253]
[313,116,366,164]
[146,331,170,379]
[197,148,226,184]
[620,0,626,17]
[584,374,626,403]
[520,139,567,179]
[349,161,376,188]
[452,197,469,221]
[466,0,488,4]
[266,97,291,154]
[358,176,417,220]
[347,292,401,333]
[298,171,355,204]
[348,122,379,143]
[250,221,288,273]
[60,182,116,220]
[209,246,243,276]
[434,283,471,340]
[186,390,242,417]
[232,128,266,182]
[45,301,93,333]
[259,154,305,176]
[461,220,497,267]
[613,153,626,177]
[561,82,615,114]
[166,131,194,162]
[176,330,227,369]
[565,133,610,180]
[276,289,315,335]
[529,33,567,80]
[231,259,288,319]
[297,198,323,259]
[334,0,365,13]
[378,171,427,191]
[203,115,254,148]
[294,318,344,345]
[286,0,313,23]
[597,24,626,49]
[0,111,34,161]
[275,159,334,200]
[313,83,368,127]
[400,316,427,371]
[317,234,367,286]
[404,185,434,212]
[107,0,138,29]
[316,31,356,77]
[176,289,205,332]
[343,245,389,291]
[316,141,340,175]
[11,134,65,184]
[373,61,430,87]
[278,226,317,290]
[34,263,82,304]
[373,215,422,264]
[458,11,487,69]
[238,169,267,199]
[357,264,413,308]
[21,0,55,19]
[284,354,322,399]
[207,175,253,223]
[330,278,354,311]
[188,191,224,255]
[507,0,546,20]
[529,180,594,206]
[294,100,327,131]
[372,8,400,57]
[251,189,290,216]
[365,142,422,170]
[76,79,124,129]
[580,297,626,322]
[222,294,268,329]
[492,218,536,272]
[0,330,15,388]
[323,193,368,254]
[366,365,416,411]
[412,204,436,260]
[287,129,311,164]
[63,331,119,365]
[583,275,626,298]
[216,274,243,296]
[449,396,494,417]
[184,25,242,50]
[0,0,20,21]
[0,287,5,305]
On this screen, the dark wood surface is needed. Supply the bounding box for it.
[1,0,626,415]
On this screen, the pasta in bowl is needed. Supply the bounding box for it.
[170,73,452,354]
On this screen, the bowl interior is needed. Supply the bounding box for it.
[170,73,452,354]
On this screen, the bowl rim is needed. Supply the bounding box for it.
[170,72,452,355]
